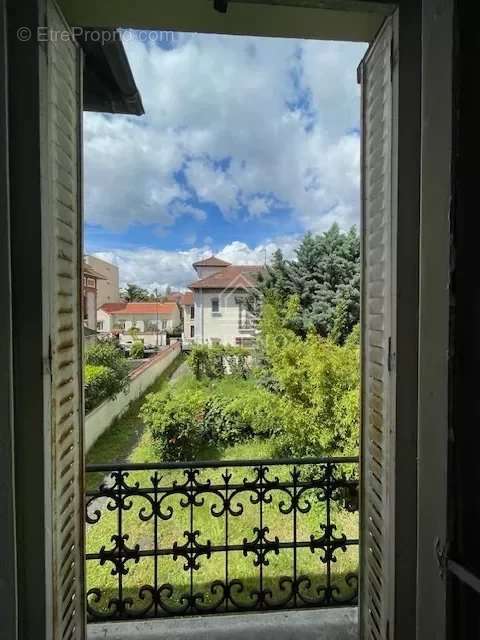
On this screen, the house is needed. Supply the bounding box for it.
[82,262,105,331]
[187,256,263,346]
[2,1,477,639]
[84,255,121,308]
[179,291,195,343]
[97,301,181,348]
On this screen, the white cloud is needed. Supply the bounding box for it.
[93,237,299,292]
[84,33,367,233]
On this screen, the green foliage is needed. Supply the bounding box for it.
[188,344,250,380]
[140,376,285,461]
[257,301,360,458]
[84,365,115,413]
[120,283,150,302]
[257,225,360,342]
[130,341,145,359]
[84,342,130,413]
[140,381,210,461]
[128,325,140,340]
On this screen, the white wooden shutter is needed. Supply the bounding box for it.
[46,1,85,638]
[359,16,396,640]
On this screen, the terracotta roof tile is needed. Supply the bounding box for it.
[189,265,264,290]
[192,255,231,268]
[100,302,178,315]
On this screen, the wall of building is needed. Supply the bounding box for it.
[85,254,120,307]
[84,287,97,330]
[97,308,181,347]
[182,303,195,342]
[194,265,227,280]
[84,342,181,452]
[194,289,255,346]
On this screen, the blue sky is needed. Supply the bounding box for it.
[84,32,366,290]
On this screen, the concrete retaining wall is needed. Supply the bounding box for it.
[85,343,181,453]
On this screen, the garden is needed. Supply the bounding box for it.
[85,226,362,619]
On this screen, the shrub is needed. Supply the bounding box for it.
[140,375,285,459]
[84,342,130,413]
[85,364,115,413]
[257,300,360,458]
[189,344,250,380]
[140,383,209,461]
[130,341,145,359]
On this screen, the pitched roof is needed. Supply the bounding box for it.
[192,256,231,268]
[189,265,264,290]
[180,292,194,305]
[100,302,178,315]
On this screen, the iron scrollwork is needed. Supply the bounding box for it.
[85,457,359,621]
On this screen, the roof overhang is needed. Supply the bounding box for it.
[59,0,394,45]
[79,28,144,116]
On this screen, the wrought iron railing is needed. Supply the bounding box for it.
[85,456,359,622]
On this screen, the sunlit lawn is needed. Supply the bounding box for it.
[86,436,359,618]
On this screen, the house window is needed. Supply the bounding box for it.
[211,298,220,314]
[144,320,157,332]
[161,320,167,330]
[97,321,104,331]
[236,296,254,330]
[114,319,126,331]
[235,337,254,348]
[190,305,195,320]
[190,325,195,338]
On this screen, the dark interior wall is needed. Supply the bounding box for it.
[0,1,17,640]
[449,0,480,636]
[394,2,421,637]
[6,1,49,639]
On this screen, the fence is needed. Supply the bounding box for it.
[85,456,359,621]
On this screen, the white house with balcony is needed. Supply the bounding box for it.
[184,256,264,347]
[97,301,181,348]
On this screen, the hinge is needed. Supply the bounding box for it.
[390,37,396,83]
[387,337,395,372]
[46,335,53,380]
[435,537,449,580]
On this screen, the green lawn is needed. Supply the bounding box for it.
[86,434,359,617]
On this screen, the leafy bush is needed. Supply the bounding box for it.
[84,365,115,413]
[140,376,285,460]
[257,299,360,458]
[84,342,130,413]
[189,344,250,380]
[140,381,210,461]
[130,341,145,359]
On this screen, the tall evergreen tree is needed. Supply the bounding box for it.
[257,224,360,341]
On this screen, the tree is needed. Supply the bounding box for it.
[257,224,360,341]
[121,283,150,302]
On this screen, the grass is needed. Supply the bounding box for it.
[85,353,186,491]
[86,435,359,617]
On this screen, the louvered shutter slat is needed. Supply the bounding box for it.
[47,1,85,638]
[360,17,395,640]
